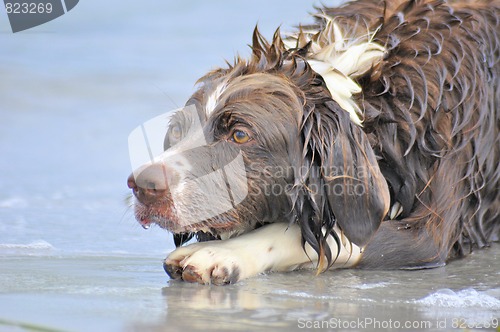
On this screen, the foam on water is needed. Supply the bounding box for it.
[415,288,500,309]
[0,240,55,255]
[271,289,338,300]
[349,282,390,290]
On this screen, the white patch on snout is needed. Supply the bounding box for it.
[169,151,248,228]
[153,135,249,230]
[205,82,227,116]
[159,149,192,197]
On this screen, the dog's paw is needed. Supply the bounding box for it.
[163,243,242,285]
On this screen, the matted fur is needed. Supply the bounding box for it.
[129,0,500,280]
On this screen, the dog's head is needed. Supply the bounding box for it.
[128,28,390,263]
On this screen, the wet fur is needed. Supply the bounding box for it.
[201,0,498,269]
[323,0,500,267]
[133,0,500,278]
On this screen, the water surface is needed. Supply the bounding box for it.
[0,1,499,331]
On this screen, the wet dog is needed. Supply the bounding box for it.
[127,0,499,285]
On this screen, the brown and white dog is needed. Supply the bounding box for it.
[127,0,500,285]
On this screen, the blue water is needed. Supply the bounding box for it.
[1,1,499,331]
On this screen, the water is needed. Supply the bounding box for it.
[0,1,499,331]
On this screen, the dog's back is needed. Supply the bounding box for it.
[313,0,500,266]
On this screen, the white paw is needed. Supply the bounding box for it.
[163,242,243,285]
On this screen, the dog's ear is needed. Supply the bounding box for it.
[296,103,390,248]
[325,109,390,246]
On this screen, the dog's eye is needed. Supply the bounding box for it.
[231,129,250,144]
[169,124,182,144]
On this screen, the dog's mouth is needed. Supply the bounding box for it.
[129,162,248,234]
[133,201,176,230]
[133,198,242,235]
[133,199,196,233]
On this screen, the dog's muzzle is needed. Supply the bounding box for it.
[127,106,249,231]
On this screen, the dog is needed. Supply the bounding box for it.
[127,0,500,285]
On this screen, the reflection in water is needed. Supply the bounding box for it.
[129,247,500,331]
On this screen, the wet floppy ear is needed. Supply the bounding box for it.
[323,113,390,246]
[290,105,389,265]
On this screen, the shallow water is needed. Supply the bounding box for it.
[0,247,499,331]
[0,1,499,331]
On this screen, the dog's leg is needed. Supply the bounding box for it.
[164,222,362,285]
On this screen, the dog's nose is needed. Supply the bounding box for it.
[128,163,169,205]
